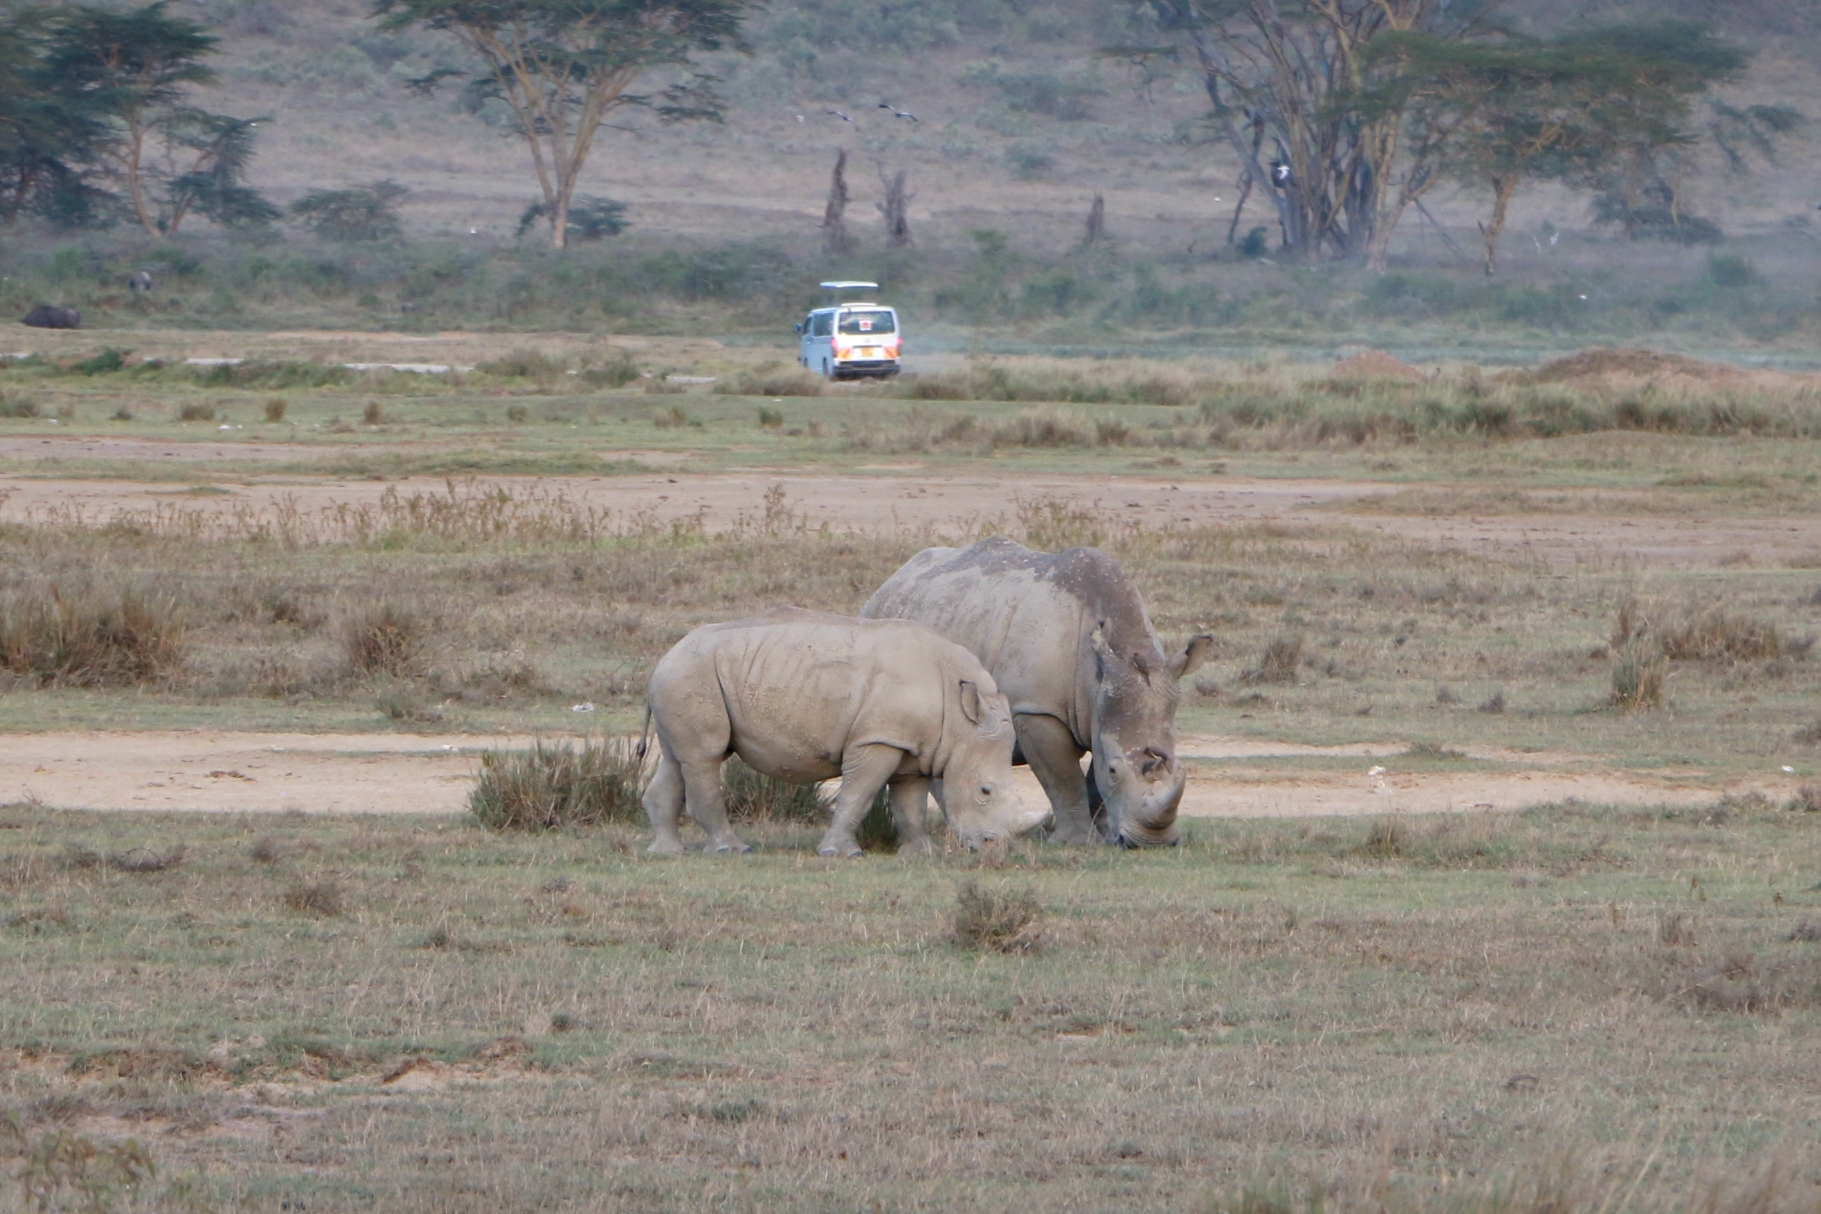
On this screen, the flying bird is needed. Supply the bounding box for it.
[827,109,854,122]
[1270,161,1292,188]
[879,102,918,121]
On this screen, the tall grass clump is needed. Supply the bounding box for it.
[1611,640,1666,710]
[0,585,184,686]
[340,601,422,677]
[721,755,828,822]
[469,737,646,830]
[1244,635,1303,684]
[1662,606,1782,662]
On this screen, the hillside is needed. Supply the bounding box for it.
[176,0,1821,256]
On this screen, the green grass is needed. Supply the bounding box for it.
[2,802,1819,1211]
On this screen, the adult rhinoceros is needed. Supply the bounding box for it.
[863,537,1211,847]
[641,607,1042,857]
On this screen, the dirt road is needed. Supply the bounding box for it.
[0,730,1781,822]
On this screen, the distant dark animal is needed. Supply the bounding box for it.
[400,301,418,314]
[22,305,79,330]
[827,109,854,123]
[128,271,153,293]
[879,102,918,121]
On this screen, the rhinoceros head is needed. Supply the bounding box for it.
[945,679,1045,848]
[1087,626,1213,847]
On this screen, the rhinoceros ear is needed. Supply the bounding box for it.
[958,679,985,726]
[1170,634,1214,680]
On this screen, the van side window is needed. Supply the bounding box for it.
[811,313,832,337]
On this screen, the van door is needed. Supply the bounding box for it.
[804,310,835,376]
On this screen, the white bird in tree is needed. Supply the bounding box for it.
[827,109,854,122]
[879,102,918,121]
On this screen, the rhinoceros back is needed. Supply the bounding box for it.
[864,537,1161,744]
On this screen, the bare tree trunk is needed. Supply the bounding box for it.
[822,149,853,254]
[1225,173,1254,245]
[877,168,913,248]
[1083,194,1105,245]
[1479,175,1519,275]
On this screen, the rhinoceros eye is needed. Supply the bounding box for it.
[980,785,993,797]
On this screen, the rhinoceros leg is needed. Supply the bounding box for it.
[889,776,935,856]
[642,743,688,854]
[1016,713,1101,845]
[819,744,902,858]
[684,755,750,854]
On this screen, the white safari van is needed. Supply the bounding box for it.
[797,281,901,379]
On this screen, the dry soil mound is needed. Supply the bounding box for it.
[1504,347,1743,387]
[1329,350,1428,382]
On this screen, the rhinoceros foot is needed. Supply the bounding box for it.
[817,839,864,859]
[896,836,936,858]
[704,841,752,855]
[648,838,686,855]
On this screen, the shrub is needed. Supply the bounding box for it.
[290,180,408,241]
[340,602,422,677]
[1238,226,1270,258]
[108,844,186,872]
[469,738,647,830]
[721,756,827,822]
[0,397,41,418]
[1243,635,1303,684]
[0,586,184,687]
[178,401,215,422]
[362,401,384,425]
[714,368,824,397]
[1662,607,1781,662]
[515,195,629,242]
[263,397,287,422]
[952,880,1043,953]
[479,349,564,379]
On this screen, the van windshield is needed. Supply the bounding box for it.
[837,310,895,336]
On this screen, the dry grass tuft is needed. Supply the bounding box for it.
[1610,640,1666,711]
[108,845,185,873]
[1244,635,1303,685]
[469,738,646,831]
[721,756,828,823]
[283,880,344,917]
[0,585,184,687]
[250,836,282,864]
[714,367,823,397]
[1657,910,1698,946]
[992,406,1090,448]
[1662,606,1783,662]
[177,401,215,422]
[340,601,422,678]
[952,880,1043,953]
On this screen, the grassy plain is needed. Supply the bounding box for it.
[3,801,1821,1212]
[5,335,1821,1209]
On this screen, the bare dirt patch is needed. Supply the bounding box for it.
[0,730,1784,821]
[1330,349,1428,382]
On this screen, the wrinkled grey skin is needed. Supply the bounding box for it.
[863,538,1211,847]
[641,607,1042,857]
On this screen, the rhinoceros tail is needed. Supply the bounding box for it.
[635,704,654,761]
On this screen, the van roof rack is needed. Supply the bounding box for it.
[818,280,878,290]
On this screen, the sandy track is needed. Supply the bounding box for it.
[0,730,1782,821]
[4,467,1815,568]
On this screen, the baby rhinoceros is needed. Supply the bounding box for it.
[641,608,1042,857]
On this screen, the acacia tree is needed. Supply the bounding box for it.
[380,0,753,248]
[1124,0,1493,265]
[47,3,275,234]
[0,6,110,226]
